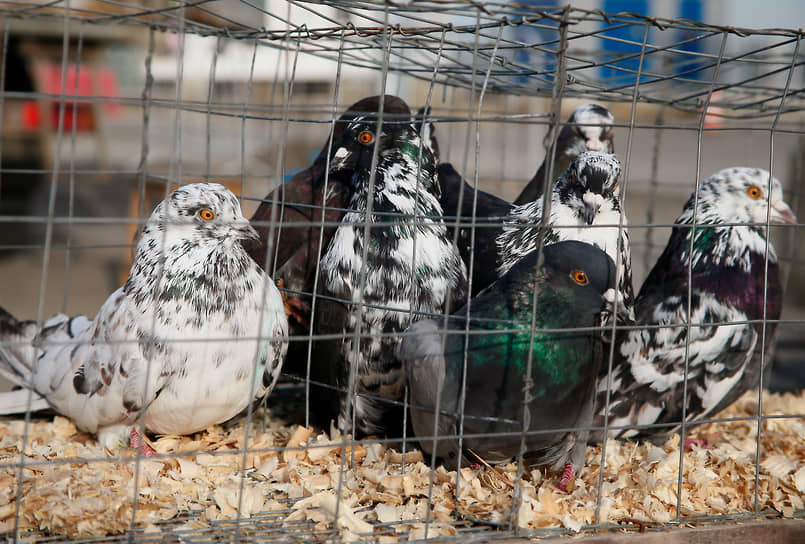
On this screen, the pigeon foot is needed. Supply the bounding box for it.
[684,437,708,451]
[276,279,311,327]
[557,463,576,492]
[129,428,157,456]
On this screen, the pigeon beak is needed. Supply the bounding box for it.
[600,288,634,330]
[330,146,352,170]
[585,139,604,152]
[771,201,797,225]
[234,220,261,242]
[582,201,598,225]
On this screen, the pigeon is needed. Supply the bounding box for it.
[433,104,615,296]
[0,183,289,451]
[514,103,615,205]
[398,240,624,491]
[497,151,634,315]
[242,95,413,380]
[597,167,796,441]
[311,111,468,438]
[243,95,413,325]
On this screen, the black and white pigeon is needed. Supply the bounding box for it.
[311,111,468,438]
[497,151,634,314]
[0,183,288,451]
[434,104,616,296]
[514,103,615,205]
[243,95,412,327]
[597,167,796,442]
[243,96,413,381]
[399,240,625,491]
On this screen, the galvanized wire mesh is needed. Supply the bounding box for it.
[0,1,803,542]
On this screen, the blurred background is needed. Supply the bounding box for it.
[0,0,803,390]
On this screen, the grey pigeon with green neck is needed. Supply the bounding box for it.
[399,240,623,490]
[597,167,796,441]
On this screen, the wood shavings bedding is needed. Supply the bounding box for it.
[0,390,803,539]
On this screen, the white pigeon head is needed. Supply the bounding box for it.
[563,103,615,156]
[149,183,259,247]
[688,167,797,227]
[557,151,623,225]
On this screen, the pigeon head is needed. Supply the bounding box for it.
[560,103,615,157]
[152,183,259,247]
[675,167,796,272]
[557,151,623,225]
[689,167,796,228]
[542,240,617,297]
[337,110,439,204]
[324,95,413,175]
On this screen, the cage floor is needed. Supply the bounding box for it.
[1,387,803,541]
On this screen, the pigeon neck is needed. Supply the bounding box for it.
[126,229,256,321]
[658,220,781,321]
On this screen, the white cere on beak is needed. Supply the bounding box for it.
[583,191,606,209]
[585,138,605,152]
[331,147,350,169]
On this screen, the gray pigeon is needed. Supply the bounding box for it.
[0,183,288,451]
[399,240,624,490]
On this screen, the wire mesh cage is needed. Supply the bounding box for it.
[0,1,803,542]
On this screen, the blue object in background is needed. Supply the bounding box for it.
[600,0,650,84]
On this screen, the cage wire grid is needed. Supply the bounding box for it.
[0,0,803,542]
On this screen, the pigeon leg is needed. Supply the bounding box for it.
[557,463,576,492]
[129,428,157,457]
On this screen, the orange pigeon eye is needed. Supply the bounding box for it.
[571,270,588,285]
[746,186,762,199]
[358,130,375,145]
[199,208,215,221]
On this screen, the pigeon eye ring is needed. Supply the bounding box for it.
[570,270,588,285]
[358,130,375,145]
[746,186,762,199]
[199,208,215,221]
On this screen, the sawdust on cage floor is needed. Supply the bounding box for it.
[0,390,803,539]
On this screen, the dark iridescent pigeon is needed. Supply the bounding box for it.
[399,240,624,490]
[597,167,796,441]
[498,151,634,315]
[514,103,615,205]
[0,184,288,451]
[311,112,468,438]
[243,95,413,326]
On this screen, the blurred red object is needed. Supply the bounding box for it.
[38,63,121,131]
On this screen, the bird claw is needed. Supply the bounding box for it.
[276,278,311,328]
[285,297,311,328]
[557,463,576,492]
[684,437,709,451]
[129,428,157,457]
